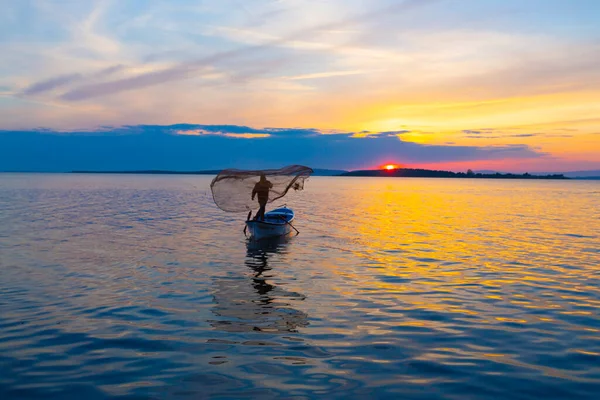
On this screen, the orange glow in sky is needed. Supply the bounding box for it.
[383,164,400,170]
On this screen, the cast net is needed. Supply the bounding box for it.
[210,165,313,212]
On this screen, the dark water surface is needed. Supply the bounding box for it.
[1,173,599,399]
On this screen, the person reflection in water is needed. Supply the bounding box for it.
[252,173,273,221]
[208,237,309,334]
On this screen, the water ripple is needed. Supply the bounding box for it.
[1,174,599,399]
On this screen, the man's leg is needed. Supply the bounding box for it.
[258,201,266,220]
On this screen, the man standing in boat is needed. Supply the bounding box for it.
[252,173,273,221]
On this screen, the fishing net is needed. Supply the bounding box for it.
[210,165,313,212]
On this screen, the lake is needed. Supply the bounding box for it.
[1,173,599,399]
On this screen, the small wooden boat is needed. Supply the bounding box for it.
[245,207,296,240]
[210,166,312,240]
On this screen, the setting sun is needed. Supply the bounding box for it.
[383,164,399,170]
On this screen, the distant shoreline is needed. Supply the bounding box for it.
[3,169,599,179]
[340,169,569,179]
[64,168,573,180]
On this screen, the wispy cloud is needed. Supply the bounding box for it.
[93,64,126,78]
[284,70,369,81]
[509,133,538,138]
[461,129,569,140]
[22,73,83,95]
[169,124,321,138]
[29,0,440,101]
[174,128,271,139]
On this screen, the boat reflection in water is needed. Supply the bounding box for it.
[209,234,309,333]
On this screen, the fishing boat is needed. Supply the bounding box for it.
[245,207,296,240]
[210,165,313,239]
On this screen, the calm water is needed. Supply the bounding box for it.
[1,173,599,399]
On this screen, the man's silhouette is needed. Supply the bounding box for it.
[252,174,273,221]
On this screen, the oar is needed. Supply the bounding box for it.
[243,210,252,235]
[288,220,300,235]
[278,214,299,235]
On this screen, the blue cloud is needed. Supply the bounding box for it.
[0,124,546,172]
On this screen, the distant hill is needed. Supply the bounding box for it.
[476,169,600,179]
[59,168,598,179]
[552,170,600,179]
[312,169,348,176]
[342,168,568,179]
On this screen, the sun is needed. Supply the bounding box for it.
[383,164,399,170]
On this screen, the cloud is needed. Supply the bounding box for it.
[0,123,546,172]
[462,128,502,139]
[20,65,127,97]
[59,64,198,101]
[461,129,576,139]
[22,73,83,95]
[380,130,411,136]
[351,130,411,138]
[168,124,321,138]
[283,70,369,81]
[223,133,270,139]
[174,128,271,139]
[93,64,126,78]
[25,0,440,102]
[462,129,542,139]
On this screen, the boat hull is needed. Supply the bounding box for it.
[245,207,295,239]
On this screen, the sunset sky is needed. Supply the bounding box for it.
[1,0,599,172]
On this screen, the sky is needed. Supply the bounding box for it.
[1,0,599,172]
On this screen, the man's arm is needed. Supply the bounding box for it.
[251,186,256,200]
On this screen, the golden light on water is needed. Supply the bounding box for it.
[306,177,600,340]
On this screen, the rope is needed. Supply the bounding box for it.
[278,214,299,235]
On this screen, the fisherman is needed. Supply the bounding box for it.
[251,173,273,221]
